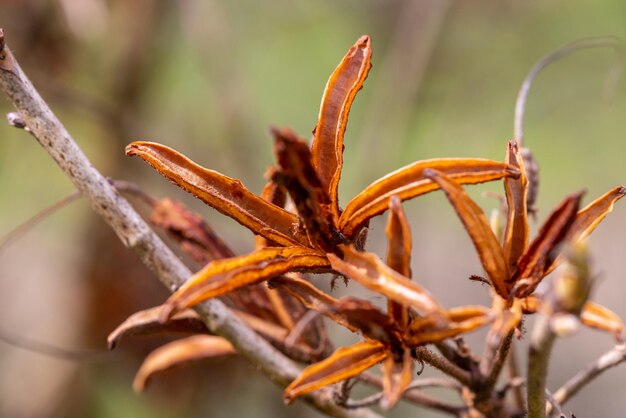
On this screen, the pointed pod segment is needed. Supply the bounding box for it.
[126,141,307,247]
[423,169,510,298]
[571,186,626,241]
[161,246,330,320]
[381,348,413,410]
[108,307,206,350]
[340,158,520,239]
[330,298,402,347]
[502,140,529,271]
[545,186,626,275]
[283,340,387,404]
[329,245,445,317]
[385,196,412,328]
[406,305,493,346]
[512,191,583,297]
[133,335,235,392]
[270,128,337,251]
[311,35,372,222]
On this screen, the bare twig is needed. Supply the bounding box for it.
[0,179,156,256]
[339,392,382,410]
[0,326,115,363]
[514,36,625,145]
[415,346,473,387]
[544,389,565,418]
[357,372,466,415]
[527,312,556,418]
[0,29,381,418]
[482,330,515,395]
[550,344,626,412]
[506,341,526,410]
[0,191,81,255]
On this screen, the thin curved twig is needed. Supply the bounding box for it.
[0,327,116,363]
[514,36,625,145]
[545,389,565,418]
[0,179,157,257]
[527,313,557,418]
[549,344,626,413]
[356,372,466,415]
[415,346,473,387]
[0,191,81,255]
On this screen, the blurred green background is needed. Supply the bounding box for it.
[0,1,625,417]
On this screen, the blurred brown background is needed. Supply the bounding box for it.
[0,1,625,417]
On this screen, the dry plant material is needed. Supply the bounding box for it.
[126,36,516,321]
[424,141,625,342]
[114,34,626,415]
[132,335,236,392]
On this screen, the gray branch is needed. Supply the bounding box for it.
[0,28,381,418]
[549,344,626,413]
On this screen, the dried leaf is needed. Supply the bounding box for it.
[381,348,413,409]
[406,305,492,346]
[578,301,624,340]
[423,169,510,298]
[385,195,412,328]
[331,298,402,347]
[148,197,300,328]
[502,140,529,270]
[108,307,206,350]
[150,198,235,263]
[311,35,372,221]
[283,340,387,404]
[270,274,338,311]
[126,142,307,247]
[270,128,338,251]
[545,186,626,275]
[513,192,583,297]
[328,245,445,317]
[571,186,626,241]
[133,335,235,392]
[340,158,519,238]
[269,274,356,332]
[232,309,325,362]
[385,195,412,277]
[162,246,330,320]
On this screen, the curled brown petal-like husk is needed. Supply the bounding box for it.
[381,348,413,410]
[161,246,330,320]
[133,335,235,392]
[331,298,402,347]
[269,274,356,332]
[311,35,372,221]
[571,186,626,240]
[545,186,626,275]
[150,197,235,262]
[386,195,412,328]
[406,305,493,346]
[329,245,445,318]
[283,340,387,404]
[340,159,519,238]
[512,192,583,297]
[270,128,338,251]
[503,140,529,271]
[126,141,307,247]
[108,307,207,350]
[423,169,510,298]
